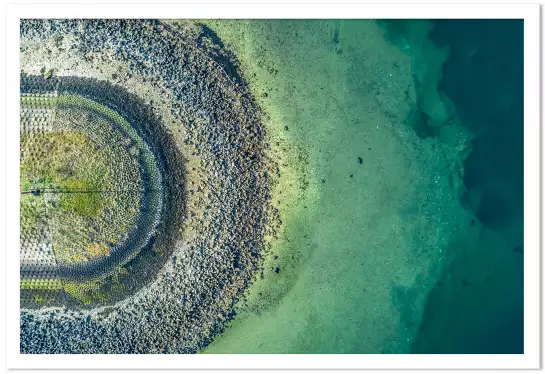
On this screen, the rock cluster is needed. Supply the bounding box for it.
[20,19,276,353]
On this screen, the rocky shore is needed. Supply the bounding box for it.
[20,19,277,353]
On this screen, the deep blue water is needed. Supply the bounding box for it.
[413,19,524,354]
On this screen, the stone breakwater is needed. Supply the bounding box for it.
[20,19,278,353]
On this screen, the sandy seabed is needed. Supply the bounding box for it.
[20,19,492,354]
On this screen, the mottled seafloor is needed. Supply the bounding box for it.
[201,19,523,354]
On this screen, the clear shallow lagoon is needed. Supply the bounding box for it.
[201,19,523,354]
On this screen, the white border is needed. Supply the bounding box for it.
[4,2,541,370]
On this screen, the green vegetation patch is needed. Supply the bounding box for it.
[21,93,144,270]
[62,265,129,305]
[20,278,63,291]
[58,179,103,216]
[20,131,112,199]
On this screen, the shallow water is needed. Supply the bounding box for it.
[201,19,523,354]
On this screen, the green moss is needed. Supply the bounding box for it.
[62,274,125,305]
[21,132,100,189]
[20,194,43,236]
[57,95,161,185]
[20,279,63,290]
[20,175,32,192]
[63,280,103,305]
[58,179,104,216]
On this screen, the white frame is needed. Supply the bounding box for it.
[3,2,540,370]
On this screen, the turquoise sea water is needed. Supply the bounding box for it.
[201,19,523,354]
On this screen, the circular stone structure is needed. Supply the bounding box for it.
[20,19,276,353]
[21,91,162,279]
[19,80,171,311]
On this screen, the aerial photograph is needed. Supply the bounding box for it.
[20,18,524,354]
